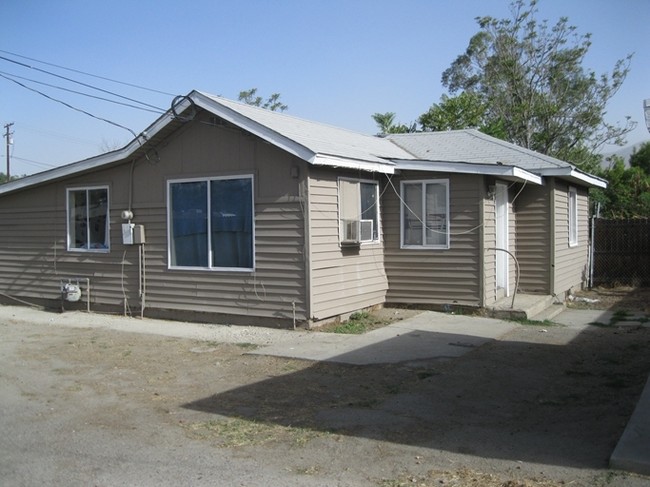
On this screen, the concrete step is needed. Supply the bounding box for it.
[488,294,557,321]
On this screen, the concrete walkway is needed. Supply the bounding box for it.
[0,304,648,475]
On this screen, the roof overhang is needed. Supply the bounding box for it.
[0,110,178,196]
[392,159,543,185]
[536,166,607,188]
[311,154,395,174]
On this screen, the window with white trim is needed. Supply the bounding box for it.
[568,186,578,247]
[67,186,110,251]
[338,179,380,244]
[400,179,449,249]
[168,175,254,270]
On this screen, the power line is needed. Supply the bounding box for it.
[0,70,165,114]
[0,73,138,138]
[0,55,167,112]
[0,49,175,97]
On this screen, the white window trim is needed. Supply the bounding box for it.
[568,186,578,247]
[400,179,450,250]
[66,185,110,253]
[167,174,255,272]
[337,177,381,245]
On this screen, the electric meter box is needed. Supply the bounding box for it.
[133,225,146,244]
[122,223,135,245]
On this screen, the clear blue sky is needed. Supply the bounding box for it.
[2,0,649,176]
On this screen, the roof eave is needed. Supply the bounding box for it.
[392,159,543,185]
[0,111,176,196]
[312,154,395,174]
[537,167,607,188]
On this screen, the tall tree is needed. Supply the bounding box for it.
[441,0,635,171]
[238,88,288,112]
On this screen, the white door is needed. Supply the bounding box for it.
[495,182,509,297]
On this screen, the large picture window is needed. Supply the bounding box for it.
[168,176,254,270]
[401,179,449,249]
[568,186,578,247]
[338,179,380,244]
[67,186,110,252]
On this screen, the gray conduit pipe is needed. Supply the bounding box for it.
[487,247,520,309]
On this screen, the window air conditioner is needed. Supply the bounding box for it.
[341,219,360,245]
[359,219,374,242]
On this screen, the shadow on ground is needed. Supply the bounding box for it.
[183,324,650,469]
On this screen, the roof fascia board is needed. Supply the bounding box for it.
[393,160,542,185]
[312,154,395,174]
[0,111,176,196]
[190,92,316,163]
[536,167,607,188]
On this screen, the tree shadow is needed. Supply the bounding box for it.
[183,325,650,469]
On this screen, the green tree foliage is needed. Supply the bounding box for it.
[629,141,650,175]
[418,92,506,138]
[371,112,416,135]
[440,0,635,172]
[238,88,288,112]
[591,156,650,218]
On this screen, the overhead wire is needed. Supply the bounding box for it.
[0,49,175,97]
[0,54,167,112]
[0,70,165,114]
[0,73,138,138]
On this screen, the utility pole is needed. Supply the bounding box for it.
[3,122,13,180]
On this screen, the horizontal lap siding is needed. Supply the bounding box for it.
[384,172,482,307]
[143,200,307,321]
[308,170,387,320]
[482,195,497,305]
[515,185,551,293]
[0,118,308,324]
[553,182,589,294]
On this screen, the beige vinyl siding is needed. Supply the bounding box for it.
[515,184,551,293]
[552,180,589,295]
[0,114,309,325]
[482,191,497,306]
[308,168,387,320]
[384,172,483,307]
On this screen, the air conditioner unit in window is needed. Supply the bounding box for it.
[359,219,374,242]
[341,219,360,245]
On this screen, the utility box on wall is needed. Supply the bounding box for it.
[133,225,146,244]
[122,224,146,245]
[122,223,135,245]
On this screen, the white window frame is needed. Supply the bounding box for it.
[167,174,255,272]
[337,178,381,245]
[66,185,110,253]
[400,179,450,250]
[568,186,578,247]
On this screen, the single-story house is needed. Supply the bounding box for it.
[0,90,606,327]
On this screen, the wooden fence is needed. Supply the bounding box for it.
[591,218,650,286]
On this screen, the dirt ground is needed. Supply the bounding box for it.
[1,289,650,486]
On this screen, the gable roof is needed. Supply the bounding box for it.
[0,90,605,196]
